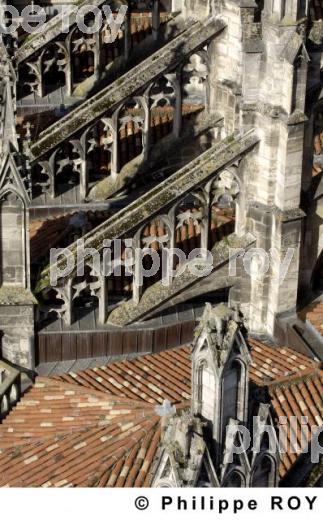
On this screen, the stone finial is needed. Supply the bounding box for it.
[195,303,244,366]
[155,399,177,417]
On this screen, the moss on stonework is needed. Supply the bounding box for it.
[36,132,258,292]
[88,153,144,201]
[224,133,235,144]
[31,18,226,160]
[306,457,323,487]
[171,441,186,468]
[107,232,255,326]
[0,286,37,305]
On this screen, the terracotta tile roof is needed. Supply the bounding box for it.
[268,367,323,477]
[0,346,191,487]
[52,345,192,402]
[30,210,112,263]
[248,338,317,384]
[30,214,75,262]
[118,104,202,168]
[0,342,319,486]
[52,340,315,392]
[130,11,171,43]
[31,207,234,294]
[16,110,58,139]
[0,380,165,487]
[298,300,323,338]
[313,131,323,177]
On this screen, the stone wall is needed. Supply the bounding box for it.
[208,0,243,133]
[0,305,34,369]
[0,194,25,285]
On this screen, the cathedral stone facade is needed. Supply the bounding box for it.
[0,0,322,487]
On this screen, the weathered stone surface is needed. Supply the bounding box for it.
[0,304,35,369]
[37,131,258,291]
[30,17,226,159]
[107,232,255,326]
[16,0,124,63]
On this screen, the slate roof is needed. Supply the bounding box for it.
[0,342,320,487]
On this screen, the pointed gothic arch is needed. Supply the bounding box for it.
[223,469,246,487]
[221,360,242,433]
[0,188,26,286]
[84,118,115,186]
[197,359,215,422]
[251,454,277,487]
[149,75,176,142]
[116,97,145,170]
[220,340,249,444]
[191,305,251,451]
[40,42,68,96]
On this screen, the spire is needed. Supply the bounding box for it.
[0,36,18,155]
[0,32,30,201]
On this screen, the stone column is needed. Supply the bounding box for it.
[132,234,143,304]
[111,113,119,178]
[266,212,304,336]
[79,136,88,200]
[64,36,73,96]
[93,32,101,81]
[200,189,210,252]
[171,72,182,138]
[93,31,103,79]
[60,278,74,326]
[142,92,151,161]
[163,210,176,285]
[79,160,88,200]
[245,113,306,336]
[152,0,160,41]
[98,274,109,324]
[124,6,132,61]
[33,56,44,98]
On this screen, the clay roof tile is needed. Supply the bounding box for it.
[0,341,321,486]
